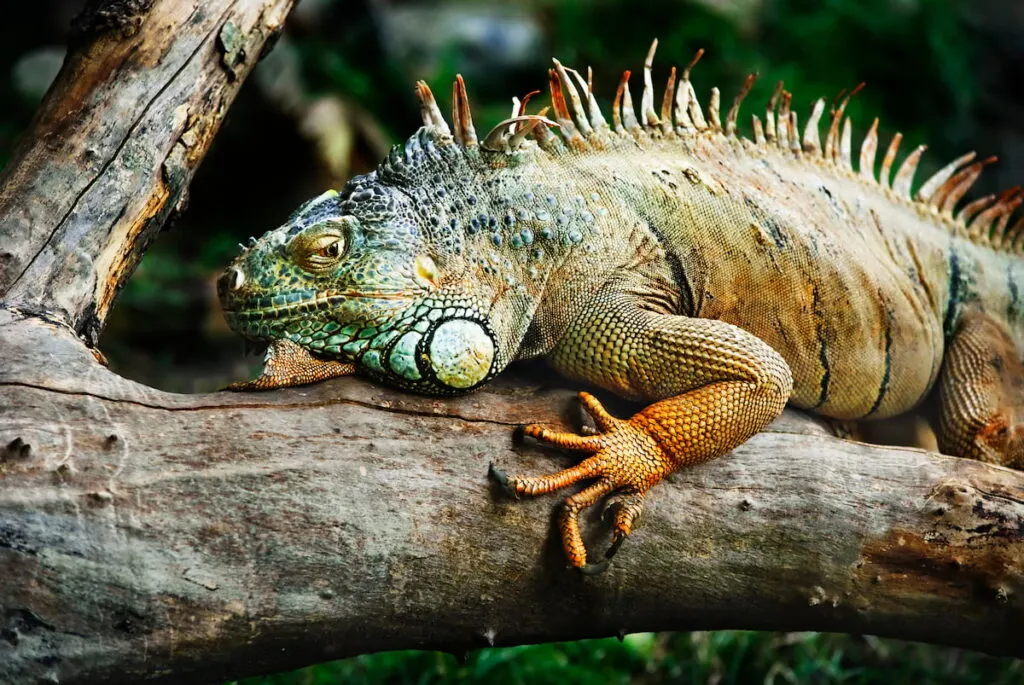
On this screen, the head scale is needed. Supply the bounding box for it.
[218,130,504,395]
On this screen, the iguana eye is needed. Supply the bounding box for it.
[319,239,342,259]
[293,230,346,271]
[309,235,344,264]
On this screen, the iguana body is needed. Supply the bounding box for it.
[218,44,1024,571]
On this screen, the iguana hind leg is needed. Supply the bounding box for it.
[939,308,1024,468]
[490,290,793,571]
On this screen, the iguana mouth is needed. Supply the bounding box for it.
[222,288,414,320]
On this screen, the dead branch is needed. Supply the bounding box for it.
[0,0,294,344]
[3,313,1024,684]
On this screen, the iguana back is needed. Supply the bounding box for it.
[542,129,1024,421]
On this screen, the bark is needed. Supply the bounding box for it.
[0,0,294,344]
[1,2,1024,684]
[4,315,1024,684]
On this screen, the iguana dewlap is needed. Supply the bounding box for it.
[218,42,1024,572]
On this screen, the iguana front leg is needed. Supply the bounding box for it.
[228,339,355,390]
[490,291,793,571]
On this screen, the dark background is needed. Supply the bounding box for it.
[3,0,1024,682]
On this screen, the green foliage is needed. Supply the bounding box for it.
[230,631,1024,685]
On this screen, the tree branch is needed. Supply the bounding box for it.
[1,2,1024,684]
[2,313,1024,685]
[0,0,294,344]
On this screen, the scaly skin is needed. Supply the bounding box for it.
[218,45,1024,571]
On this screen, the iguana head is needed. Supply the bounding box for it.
[218,134,508,395]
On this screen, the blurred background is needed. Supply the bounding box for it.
[3,0,1024,682]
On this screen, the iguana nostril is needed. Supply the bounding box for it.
[220,266,245,292]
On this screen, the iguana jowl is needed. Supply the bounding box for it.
[218,41,1024,572]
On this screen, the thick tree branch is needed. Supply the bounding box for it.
[2,313,1024,685]
[1,2,1024,684]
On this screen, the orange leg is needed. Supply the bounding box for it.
[939,309,1024,468]
[490,289,792,572]
[492,376,786,572]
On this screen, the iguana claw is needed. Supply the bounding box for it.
[578,560,611,575]
[577,536,624,575]
[604,533,627,561]
[487,462,519,499]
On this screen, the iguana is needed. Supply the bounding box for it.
[217,41,1024,573]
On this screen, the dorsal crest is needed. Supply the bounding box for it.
[411,40,1022,254]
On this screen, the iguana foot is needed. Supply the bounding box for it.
[490,392,669,571]
[226,339,356,391]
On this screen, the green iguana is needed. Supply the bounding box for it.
[217,41,1024,573]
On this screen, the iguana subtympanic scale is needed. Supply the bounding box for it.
[218,41,1024,572]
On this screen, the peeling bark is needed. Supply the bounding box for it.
[1,1,1024,684]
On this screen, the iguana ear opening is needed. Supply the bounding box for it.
[414,253,441,288]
